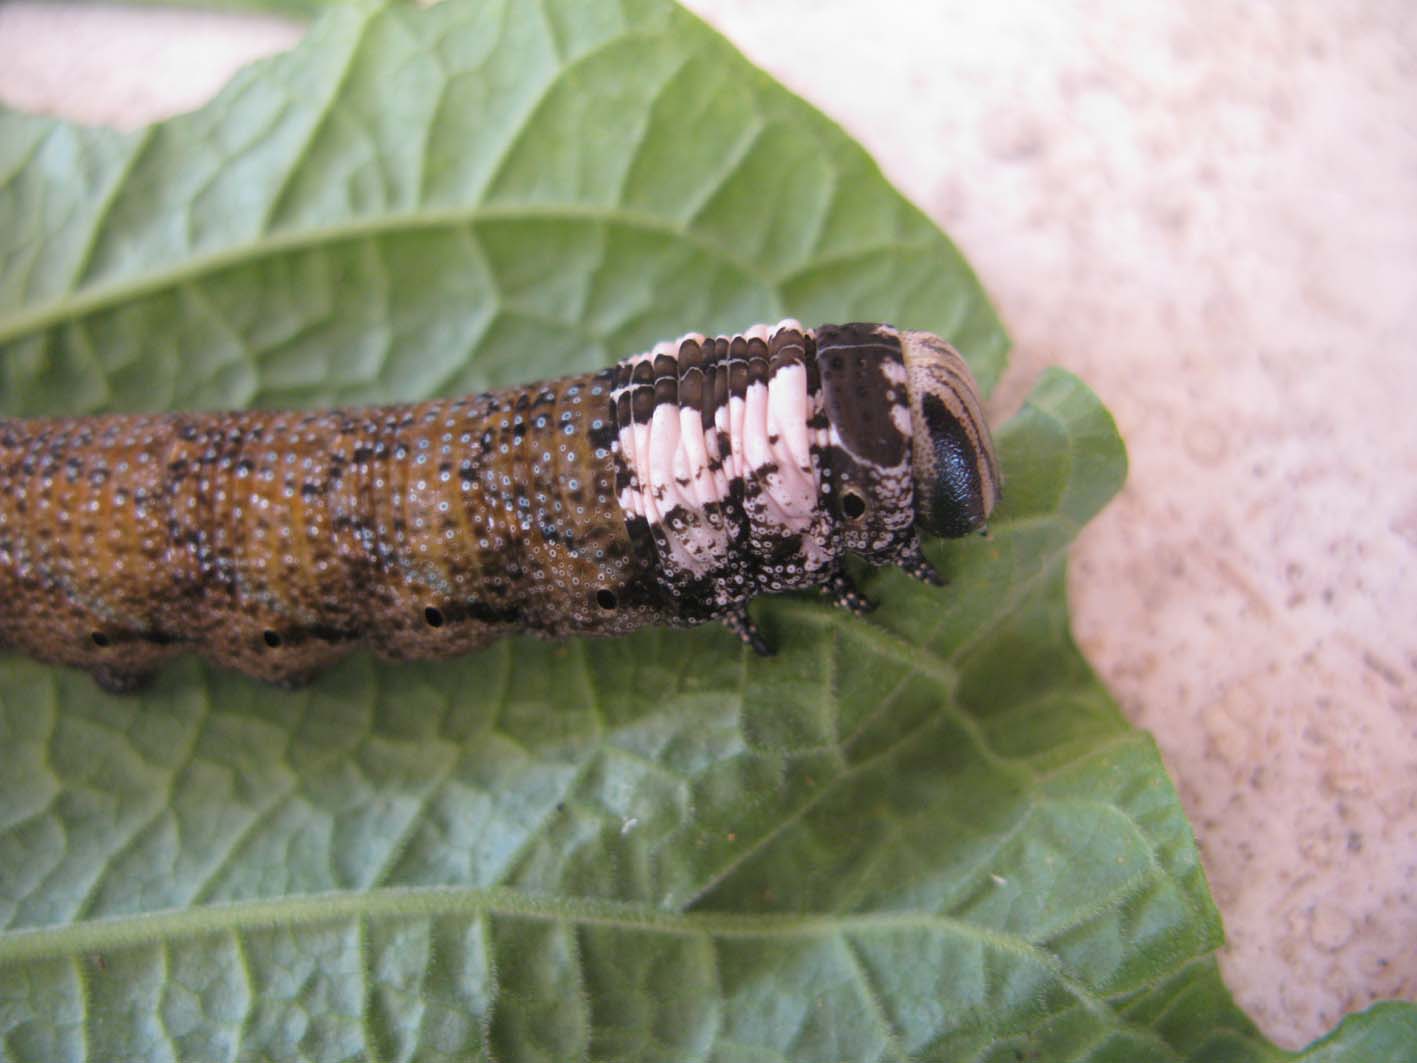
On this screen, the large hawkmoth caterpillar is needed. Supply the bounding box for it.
[0,321,1001,693]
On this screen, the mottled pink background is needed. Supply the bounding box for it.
[1,1,1413,1048]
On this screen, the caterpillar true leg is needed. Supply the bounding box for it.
[822,567,875,617]
[721,605,773,657]
[896,541,947,587]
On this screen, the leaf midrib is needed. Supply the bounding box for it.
[0,881,1111,975]
[0,205,743,346]
[0,204,953,350]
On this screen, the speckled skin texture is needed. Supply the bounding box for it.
[0,322,998,690]
[0,375,636,690]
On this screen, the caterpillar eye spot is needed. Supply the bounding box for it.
[842,491,868,520]
[424,606,445,628]
[595,589,618,611]
[90,631,111,648]
[262,630,282,649]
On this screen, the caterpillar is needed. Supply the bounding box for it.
[0,321,1001,693]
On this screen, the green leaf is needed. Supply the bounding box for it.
[1,2,1411,1060]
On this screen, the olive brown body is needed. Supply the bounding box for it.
[0,322,1000,691]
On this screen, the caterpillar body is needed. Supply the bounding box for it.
[0,321,1001,693]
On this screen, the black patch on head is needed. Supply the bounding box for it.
[921,392,985,538]
[816,322,891,350]
[815,326,908,467]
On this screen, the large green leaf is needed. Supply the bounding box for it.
[0,2,1411,1060]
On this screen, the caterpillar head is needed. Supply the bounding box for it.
[814,323,1001,560]
[898,329,1002,538]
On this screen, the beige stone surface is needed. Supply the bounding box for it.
[2,0,1414,1050]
